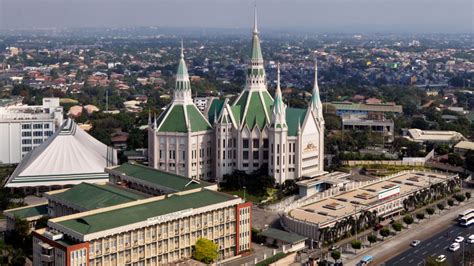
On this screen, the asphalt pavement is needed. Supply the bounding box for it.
[384,223,474,266]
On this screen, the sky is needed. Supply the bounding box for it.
[0,0,472,33]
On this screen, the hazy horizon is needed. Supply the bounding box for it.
[0,0,472,34]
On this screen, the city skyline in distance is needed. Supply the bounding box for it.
[0,0,472,34]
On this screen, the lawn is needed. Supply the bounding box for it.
[221,189,266,203]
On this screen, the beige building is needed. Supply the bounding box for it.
[33,188,251,266]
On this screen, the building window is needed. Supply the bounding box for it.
[243,151,249,160]
[22,132,31,137]
[21,124,31,130]
[33,124,42,129]
[253,139,259,148]
[182,151,185,160]
[33,131,43,137]
[22,139,31,145]
[253,151,259,160]
[263,150,268,160]
[243,139,249,148]
[44,124,50,129]
[33,139,42,144]
[22,147,31,152]
[263,139,269,148]
[277,144,280,153]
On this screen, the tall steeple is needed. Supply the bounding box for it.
[310,59,323,118]
[272,63,286,128]
[174,40,192,104]
[246,3,266,91]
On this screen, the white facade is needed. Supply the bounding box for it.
[0,98,63,164]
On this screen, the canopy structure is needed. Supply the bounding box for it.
[5,119,117,188]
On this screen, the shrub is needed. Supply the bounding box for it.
[437,203,445,213]
[193,238,218,264]
[256,252,287,266]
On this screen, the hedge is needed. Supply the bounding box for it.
[256,252,288,266]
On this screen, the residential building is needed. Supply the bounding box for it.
[454,141,474,155]
[0,97,63,164]
[342,113,395,142]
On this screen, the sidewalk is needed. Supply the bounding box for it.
[342,200,473,265]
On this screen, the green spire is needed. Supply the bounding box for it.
[250,5,263,60]
[175,40,191,92]
[272,63,286,127]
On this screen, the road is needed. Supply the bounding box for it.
[384,224,474,266]
[344,201,474,265]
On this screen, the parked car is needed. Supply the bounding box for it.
[410,240,421,247]
[436,255,447,262]
[374,224,383,231]
[467,234,474,244]
[455,236,465,243]
[329,244,340,251]
[449,243,460,251]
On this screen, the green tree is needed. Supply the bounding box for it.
[392,222,403,232]
[465,151,474,171]
[351,240,362,254]
[436,203,445,213]
[447,199,454,207]
[193,238,218,264]
[416,212,425,221]
[367,234,377,246]
[454,194,466,203]
[403,215,414,227]
[447,153,463,166]
[330,250,341,262]
[380,228,390,240]
[426,207,435,216]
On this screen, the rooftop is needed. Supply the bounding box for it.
[46,183,145,211]
[407,128,465,143]
[454,141,474,151]
[330,101,403,113]
[290,171,451,226]
[4,203,48,220]
[108,163,211,192]
[53,189,237,236]
[260,228,307,244]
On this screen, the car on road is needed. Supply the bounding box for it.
[467,234,474,244]
[436,255,447,262]
[455,236,464,243]
[329,244,340,251]
[449,243,460,251]
[410,240,421,247]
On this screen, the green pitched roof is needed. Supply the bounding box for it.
[50,183,144,210]
[246,92,267,129]
[57,189,235,235]
[260,228,307,244]
[286,108,307,136]
[112,163,207,192]
[207,99,225,123]
[5,204,48,219]
[186,105,212,132]
[158,105,187,133]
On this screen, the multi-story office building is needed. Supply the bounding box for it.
[149,8,325,184]
[32,188,251,265]
[0,97,63,164]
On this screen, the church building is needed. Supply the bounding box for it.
[148,8,325,184]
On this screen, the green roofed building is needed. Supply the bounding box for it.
[148,6,325,184]
[33,188,252,265]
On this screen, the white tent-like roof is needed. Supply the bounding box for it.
[5,119,117,188]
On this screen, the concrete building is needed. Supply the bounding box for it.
[404,128,466,145]
[282,171,458,242]
[0,97,63,164]
[32,188,251,265]
[330,101,403,117]
[149,9,325,184]
[341,113,395,142]
[454,141,474,155]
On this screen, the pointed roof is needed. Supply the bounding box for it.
[5,119,118,188]
[311,59,323,115]
[154,43,212,133]
[251,5,263,60]
[272,63,287,128]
